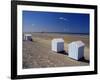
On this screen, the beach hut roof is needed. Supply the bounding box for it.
[24,34,32,36]
[52,38,64,42]
[69,41,85,47]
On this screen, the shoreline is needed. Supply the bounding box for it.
[27,32,89,47]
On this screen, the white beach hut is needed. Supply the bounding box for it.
[68,41,85,60]
[51,38,64,52]
[24,34,32,41]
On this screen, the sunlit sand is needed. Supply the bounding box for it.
[23,32,89,69]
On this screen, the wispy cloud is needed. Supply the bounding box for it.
[63,28,70,32]
[59,17,68,21]
[31,23,35,26]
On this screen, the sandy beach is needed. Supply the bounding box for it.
[23,32,89,69]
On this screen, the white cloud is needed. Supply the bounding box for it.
[59,17,68,21]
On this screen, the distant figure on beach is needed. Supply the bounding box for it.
[23,34,33,41]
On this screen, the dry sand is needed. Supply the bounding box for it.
[23,33,89,69]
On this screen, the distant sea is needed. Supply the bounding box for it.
[24,32,89,36]
[46,32,89,35]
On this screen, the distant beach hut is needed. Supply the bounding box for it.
[52,38,64,52]
[68,41,85,60]
[24,34,32,41]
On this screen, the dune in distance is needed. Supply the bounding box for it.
[23,32,90,69]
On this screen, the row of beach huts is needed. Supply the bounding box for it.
[23,34,85,61]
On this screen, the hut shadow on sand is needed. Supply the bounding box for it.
[57,51,89,63]
[57,50,68,55]
[78,57,89,63]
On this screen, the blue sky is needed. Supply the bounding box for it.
[23,11,89,33]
